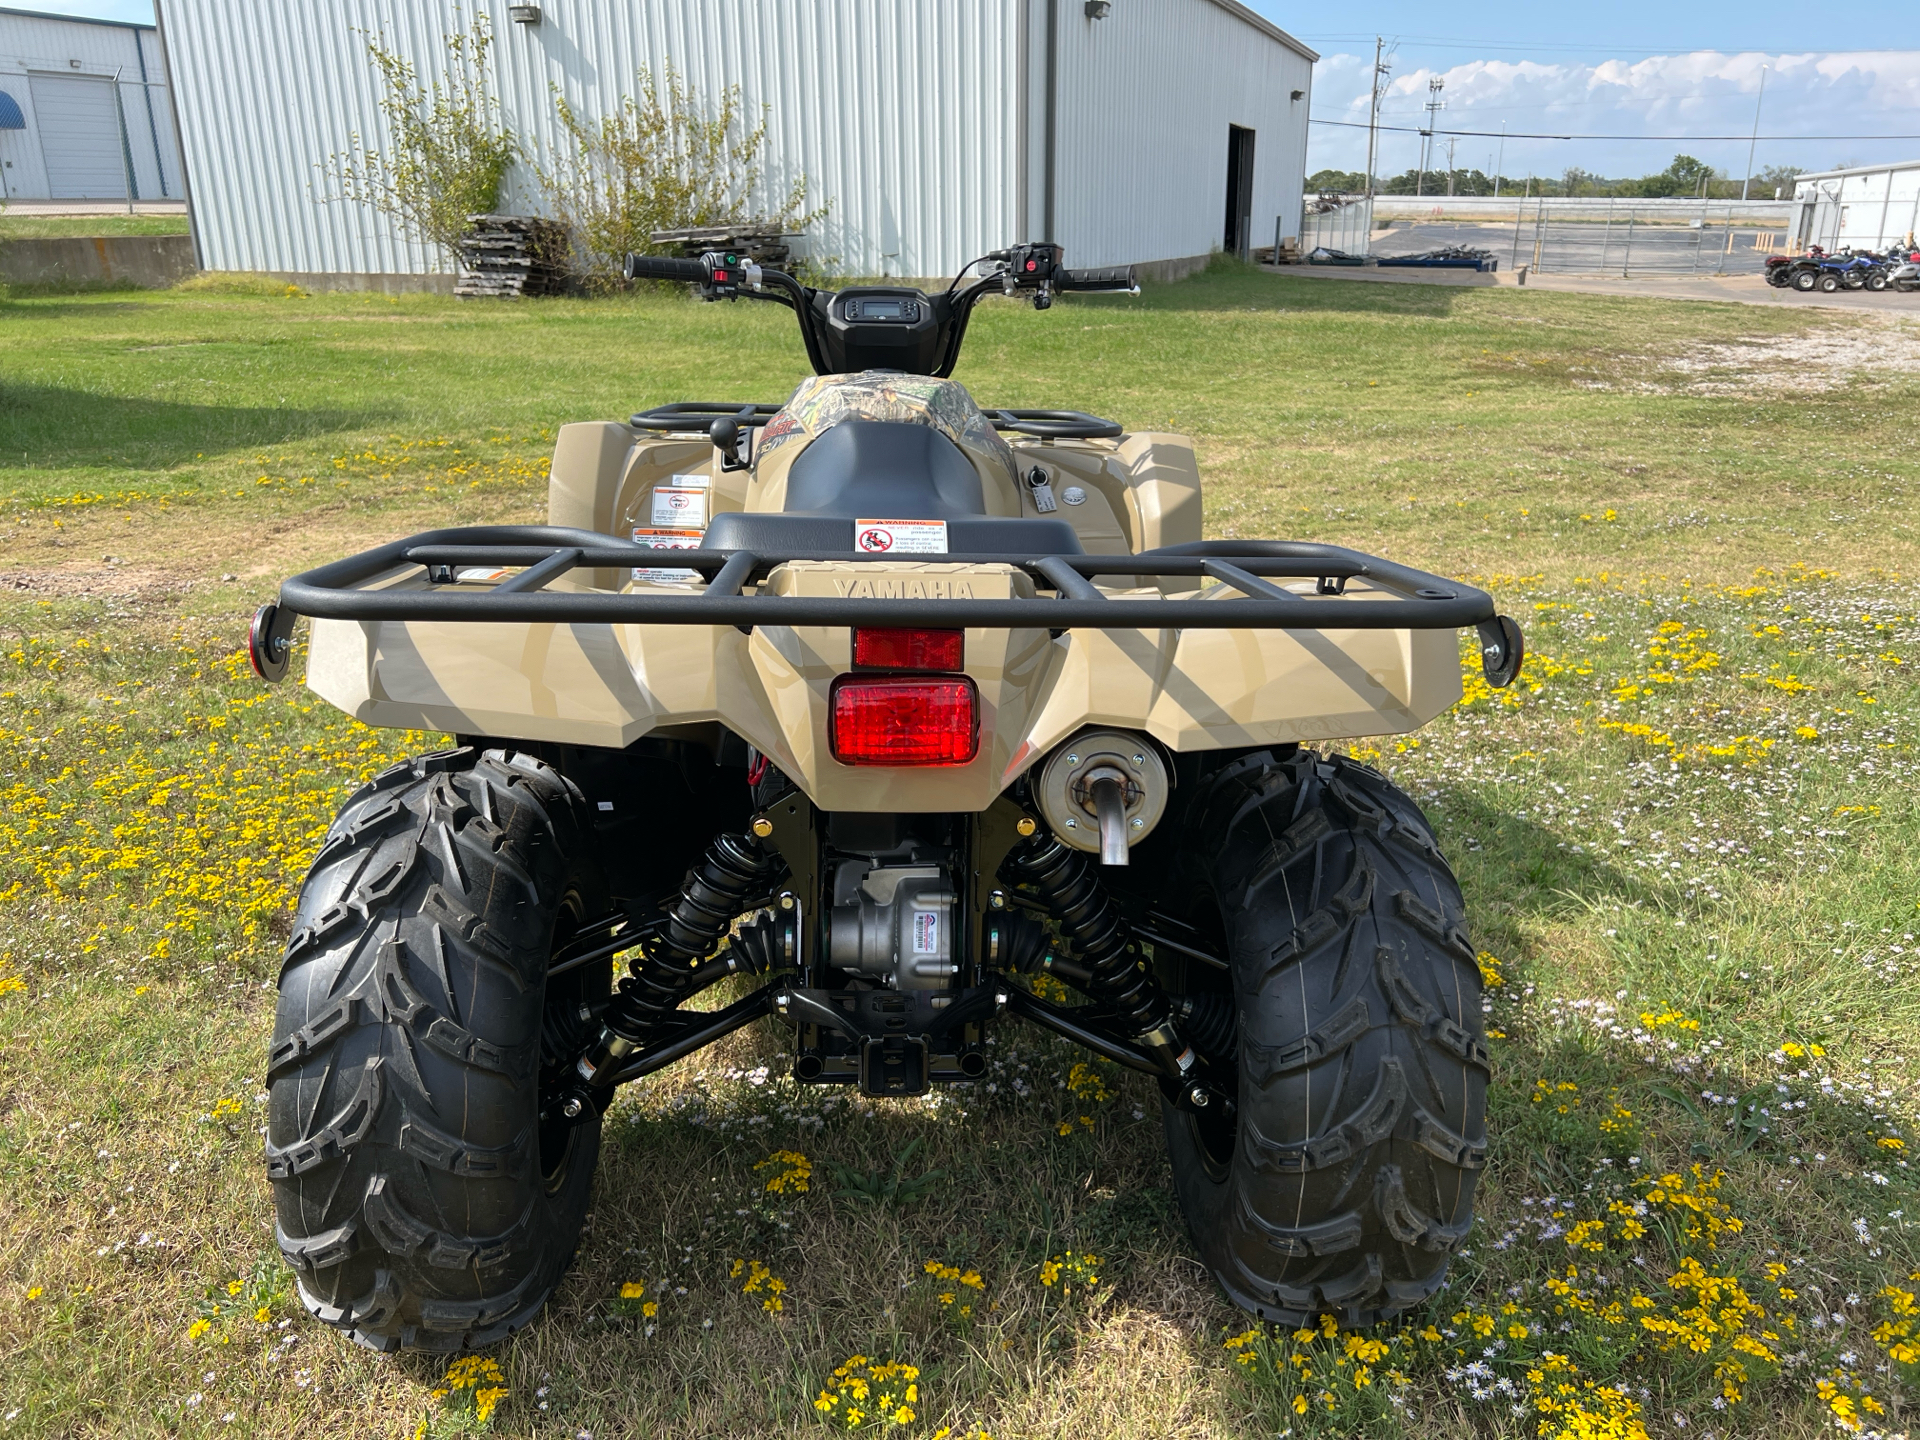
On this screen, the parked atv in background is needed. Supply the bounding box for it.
[1765,252,1814,289]
[1794,248,1889,292]
[248,240,1522,1354]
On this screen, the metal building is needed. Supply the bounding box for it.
[0,6,178,202]
[155,0,1314,286]
[1791,160,1920,253]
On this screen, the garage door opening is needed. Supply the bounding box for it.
[1224,124,1255,258]
[29,72,130,200]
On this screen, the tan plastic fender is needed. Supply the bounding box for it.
[304,564,1462,813]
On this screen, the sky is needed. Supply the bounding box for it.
[20,0,1920,185]
[1250,0,1920,183]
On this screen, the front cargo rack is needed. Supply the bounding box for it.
[249,525,1524,687]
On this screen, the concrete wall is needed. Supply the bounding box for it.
[0,231,196,285]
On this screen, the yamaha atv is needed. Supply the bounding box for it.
[248,241,1523,1352]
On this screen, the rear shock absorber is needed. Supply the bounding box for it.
[577,831,787,1086]
[1005,834,1195,1083]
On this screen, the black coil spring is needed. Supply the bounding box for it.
[601,832,785,1046]
[1007,835,1170,1037]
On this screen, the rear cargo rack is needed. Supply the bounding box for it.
[630,401,1122,439]
[254,526,1523,686]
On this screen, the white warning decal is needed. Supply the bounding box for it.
[854,519,948,555]
[651,487,708,527]
[629,527,705,584]
[912,910,940,955]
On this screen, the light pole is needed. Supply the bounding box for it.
[1741,64,1769,202]
[1494,121,1506,198]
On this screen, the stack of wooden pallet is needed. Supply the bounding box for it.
[648,225,794,268]
[455,216,572,298]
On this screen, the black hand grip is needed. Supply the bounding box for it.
[624,253,709,282]
[1056,265,1138,292]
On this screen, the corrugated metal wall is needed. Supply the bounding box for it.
[158,0,1024,280]
[0,13,179,202]
[1035,0,1313,270]
[1795,165,1920,252]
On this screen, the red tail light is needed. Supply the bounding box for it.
[853,627,963,671]
[829,676,979,766]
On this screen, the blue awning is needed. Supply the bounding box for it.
[0,90,24,131]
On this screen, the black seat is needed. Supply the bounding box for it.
[784,420,986,518]
[702,418,1085,556]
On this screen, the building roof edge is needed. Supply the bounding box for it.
[1795,159,1920,183]
[0,6,154,33]
[1200,0,1317,62]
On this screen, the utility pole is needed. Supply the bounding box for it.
[1364,37,1391,197]
[1741,64,1768,202]
[1445,136,1457,196]
[1416,76,1443,197]
[1494,121,1506,198]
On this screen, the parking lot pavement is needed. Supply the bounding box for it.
[1266,261,1920,312]
[1369,219,1781,279]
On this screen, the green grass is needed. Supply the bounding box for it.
[0,260,1917,1437]
[0,214,191,239]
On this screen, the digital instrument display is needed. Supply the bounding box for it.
[845,296,918,323]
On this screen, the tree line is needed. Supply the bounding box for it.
[1307,156,1805,201]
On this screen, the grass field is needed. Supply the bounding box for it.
[2,261,1918,1439]
[0,214,192,240]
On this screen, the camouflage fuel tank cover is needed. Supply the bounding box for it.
[758,372,1018,482]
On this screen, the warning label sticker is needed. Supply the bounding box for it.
[629,528,705,585]
[912,910,940,955]
[854,519,948,555]
[651,487,708,527]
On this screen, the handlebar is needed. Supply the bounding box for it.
[1056,265,1139,294]
[624,254,712,283]
[623,241,1138,377]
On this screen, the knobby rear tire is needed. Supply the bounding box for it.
[266,747,607,1352]
[1163,750,1490,1327]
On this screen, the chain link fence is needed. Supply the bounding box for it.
[1296,197,1374,258]
[1508,199,1780,278]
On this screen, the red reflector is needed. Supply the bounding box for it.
[853,627,963,671]
[829,676,979,766]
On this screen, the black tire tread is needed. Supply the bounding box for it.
[1163,749,1488,1327]
[266,746,602,1353]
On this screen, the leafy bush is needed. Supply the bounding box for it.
[537,64,825,291]
[319,14,519,261]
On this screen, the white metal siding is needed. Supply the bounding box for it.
[0,12,179,201]
[1794,163,1920,251]
[158,0,1311,281]
[1043,0,1312,269]
[159,0,1024,280]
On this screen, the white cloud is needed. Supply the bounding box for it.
[1309,50,1920,182]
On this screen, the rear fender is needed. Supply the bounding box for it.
[304,562,1461,813]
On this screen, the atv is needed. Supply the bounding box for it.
[248,241,1523,1354]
